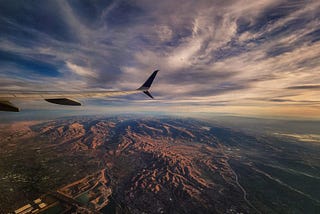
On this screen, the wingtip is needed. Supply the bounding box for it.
[138,69,159,90]
[137,70,159,99]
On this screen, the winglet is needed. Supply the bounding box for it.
[143,91,154,99]
[138,70,159,91]
[137,70,159,99]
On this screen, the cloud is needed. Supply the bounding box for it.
[286,85,320,90]
[66,61,98,78]
[1,0,320,118]
[274,133,320,143]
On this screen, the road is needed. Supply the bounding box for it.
[225,160,262,214]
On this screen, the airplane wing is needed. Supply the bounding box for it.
[0,70,159,112]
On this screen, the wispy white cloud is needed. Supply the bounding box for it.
[66,61,98,78]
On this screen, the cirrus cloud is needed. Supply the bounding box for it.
[0,0,320,118]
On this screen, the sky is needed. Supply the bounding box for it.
[0,0,320,119]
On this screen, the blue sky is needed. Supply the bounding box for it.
[0,0,320,119]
